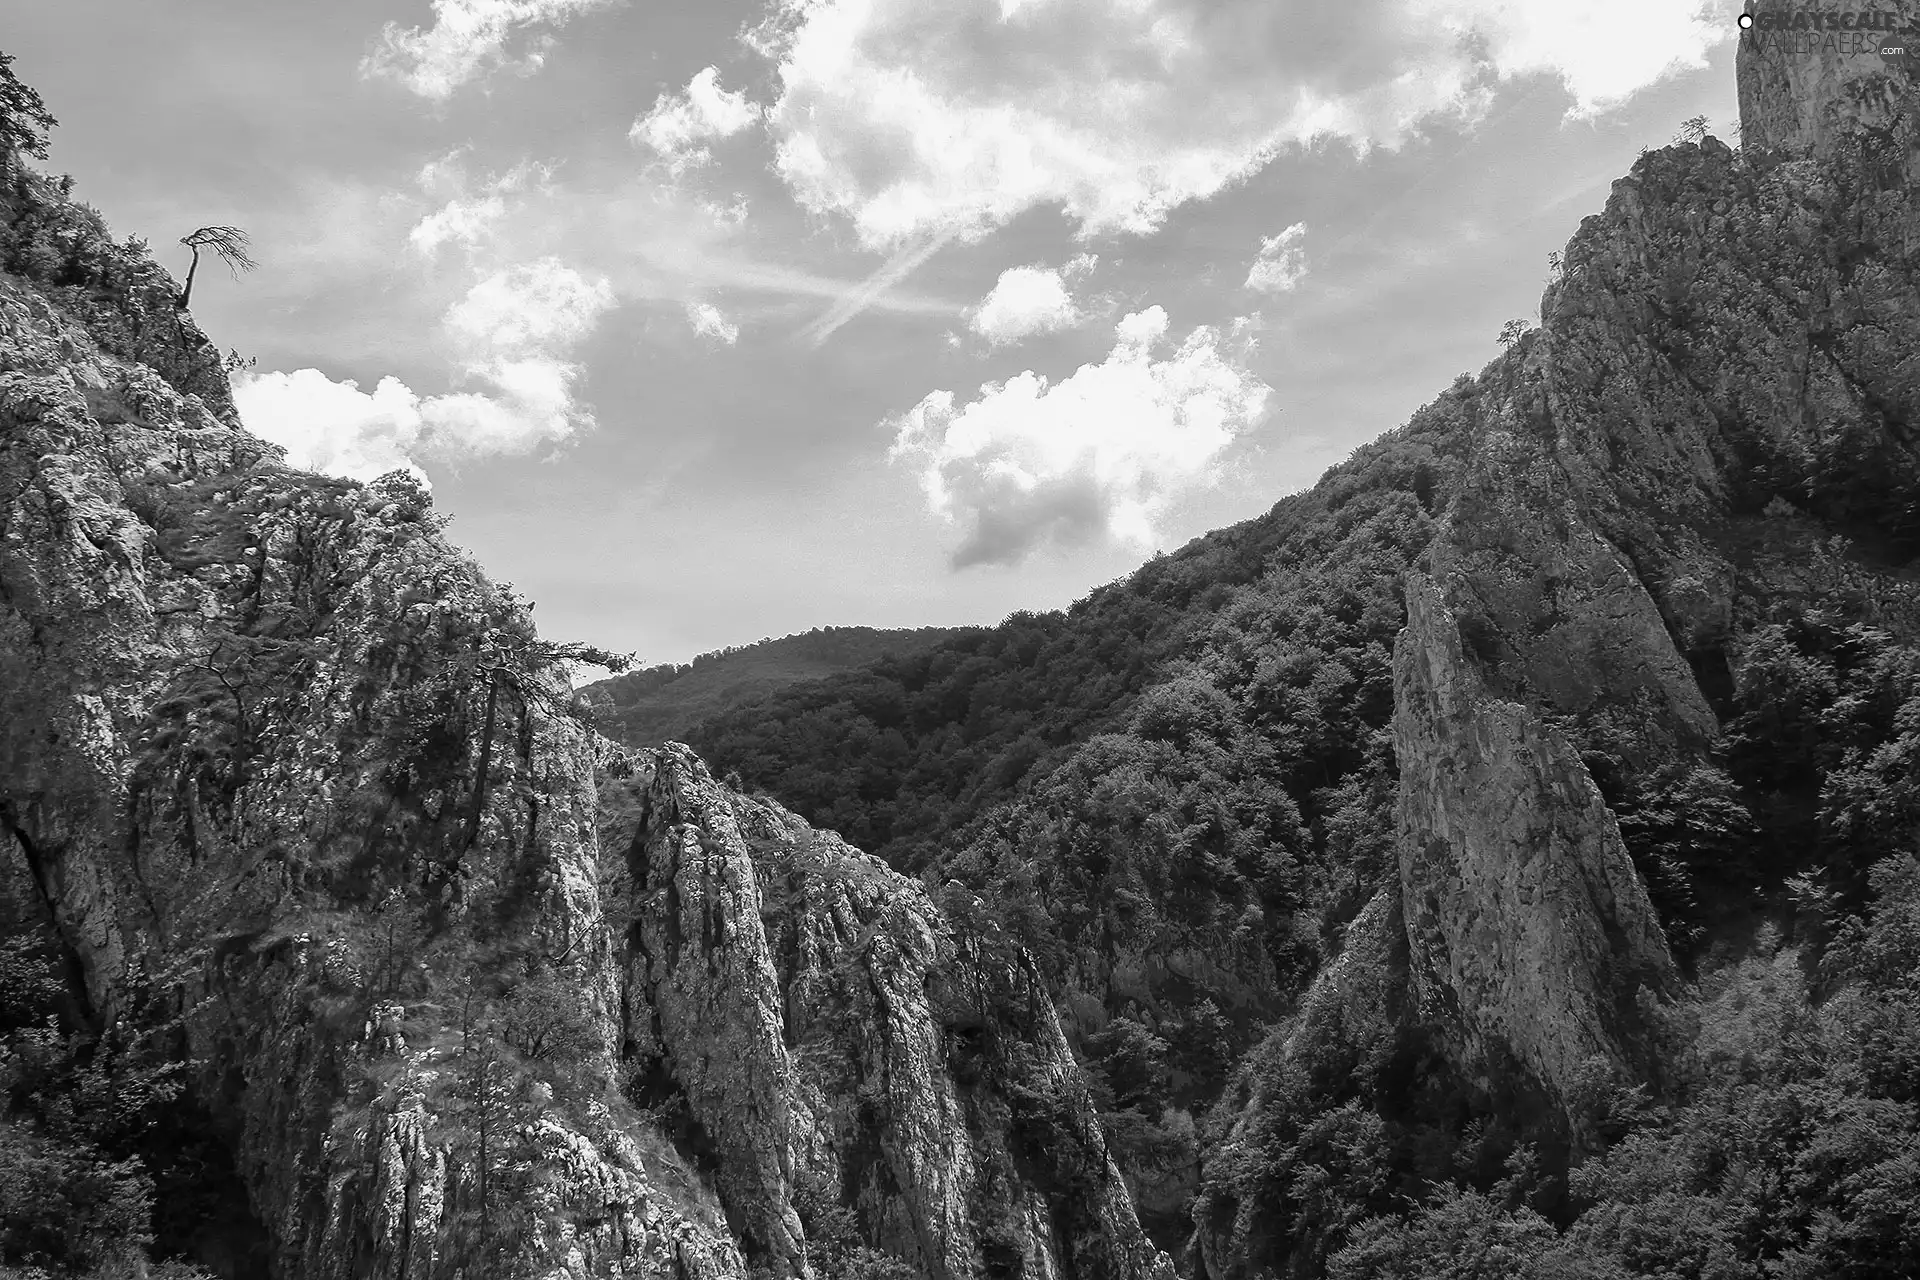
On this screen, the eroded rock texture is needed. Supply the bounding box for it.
[0,263,751,1277]
[621,745,1176,1280]
[1392,576,1678,1111]
[0,189,1168,1276]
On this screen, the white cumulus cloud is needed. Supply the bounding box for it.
[234,371,432,484]
[760,0,1724,251]
[968,255,1097,345]
[362,0,621,100]
[410,196,507,257]
[888,306,1270,567]
[236,259,616,481]
[631,67,766,174]
[408,159,555,257]
[686,301,741,344]
[1245,222,1309,293]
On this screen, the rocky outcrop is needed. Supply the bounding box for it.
[1392,575,1679,1110]
[1179,15,1920,1273]
[0,251,751,1276]
[623,745,1177,1280]
[623,749,809,1275]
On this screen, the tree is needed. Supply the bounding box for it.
[175,225,256,310]
[447,976,521,1271]
[1674,115,1710,146]
[0,52,56,162]
[1497,319,1530,347]
[368,469,438,525]
[454,629,632,858]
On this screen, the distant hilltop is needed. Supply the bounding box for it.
[578,624,970,746]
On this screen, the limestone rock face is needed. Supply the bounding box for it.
[0,257,748,1277]
[1205,1,1920,1157]
[624,748,809,1275]
[623,745,1177,1280]
[1392,576,1679,1109]
[1736,0,1919,165]
[1361,13,1920,1120]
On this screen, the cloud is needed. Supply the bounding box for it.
[796,231,956,346]
[701,194,752,228]
[410,196,507,257]
[888,306,1270,567]
[968,255,1098,345]
[686,301,741,344]
[1245,222,1309,293]
[236,258,616,480]
[631,67,765,174]
[408,159,555,257]
[363,0,621,100]
[234,370,432,483]
[444,258,611,358]
[760,0,1725,251]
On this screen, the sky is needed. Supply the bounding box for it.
[3,0,1744,666]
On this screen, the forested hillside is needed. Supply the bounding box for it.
[577,625,965,748]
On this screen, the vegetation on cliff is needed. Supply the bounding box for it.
[7,11,1920,1280]
[579,626,967,750]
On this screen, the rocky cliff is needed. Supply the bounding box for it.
[0,153,1170,1278]
[618,745,1174,1280]
[1392,576,1678,1115]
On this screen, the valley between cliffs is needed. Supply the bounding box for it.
[7,3,1920,1278]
